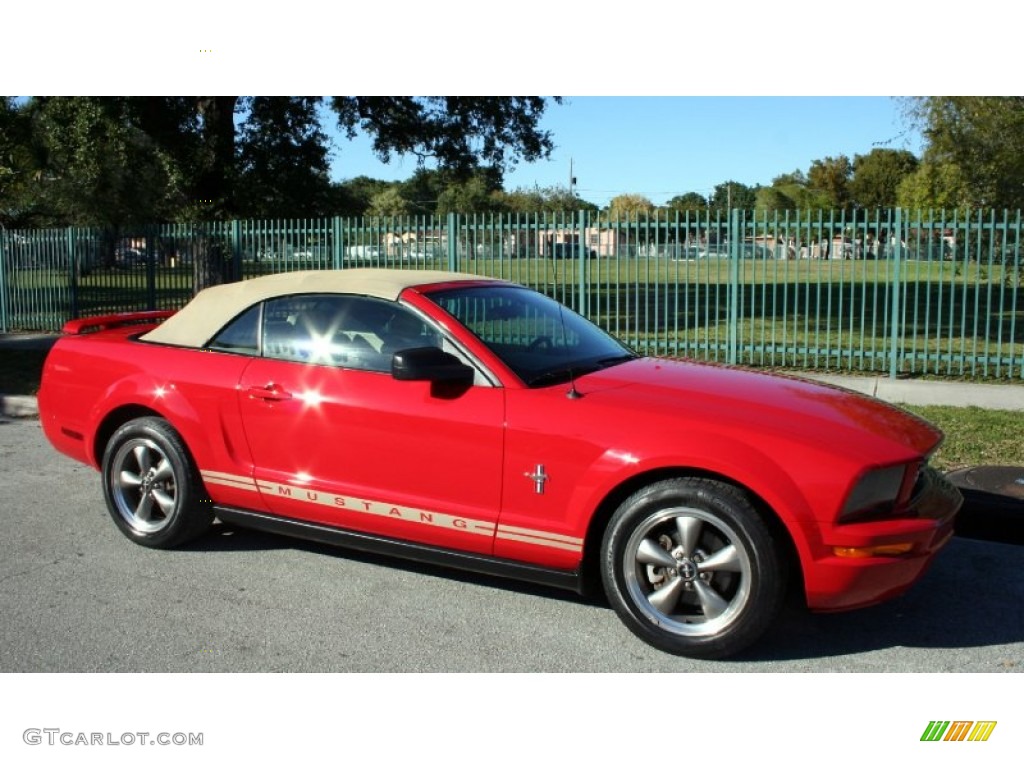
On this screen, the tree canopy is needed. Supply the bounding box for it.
[608,193,656,219]
[0,96,563,286]
[8,96,1024,261]
[665,192,708,213]
[849,148,918,210]
[903,97,1024,209]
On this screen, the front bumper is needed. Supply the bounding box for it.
[802,467,963,612]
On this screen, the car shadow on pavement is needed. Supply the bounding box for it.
[190,516,1024,663]
[744,535,1024,662]
[187,521,597,606]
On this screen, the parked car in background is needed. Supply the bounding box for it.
[38,269,962,659]
[114,247,150,268]
[549,243,598,259]
[346,245,383,261]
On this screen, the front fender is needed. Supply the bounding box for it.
[565,427,852,577]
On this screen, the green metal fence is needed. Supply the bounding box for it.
[2,209,1022,379]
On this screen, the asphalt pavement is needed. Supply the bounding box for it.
[1,416,1021,672]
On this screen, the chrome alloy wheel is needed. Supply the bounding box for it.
[623,506,753,638]
[108,437,179,534]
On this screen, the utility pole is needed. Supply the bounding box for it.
[569,158,576,198]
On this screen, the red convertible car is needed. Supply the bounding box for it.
[39,269,962,658]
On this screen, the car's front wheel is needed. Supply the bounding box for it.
[101,417,212,549]
[601,478,786,659]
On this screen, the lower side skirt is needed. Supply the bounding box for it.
[214,505,584,594]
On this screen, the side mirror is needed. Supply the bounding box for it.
[391,346,474,386]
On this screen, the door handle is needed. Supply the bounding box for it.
[246,383,293,401]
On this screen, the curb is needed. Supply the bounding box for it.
[0,395,40,419]
[805,374,1024,412]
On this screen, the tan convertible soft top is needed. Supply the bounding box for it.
[141,268,496,348]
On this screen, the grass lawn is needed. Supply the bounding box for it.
[903,405,1024,471]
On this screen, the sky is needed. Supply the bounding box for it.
[328,96,923,206]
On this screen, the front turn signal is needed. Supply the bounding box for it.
[833,543,914,558]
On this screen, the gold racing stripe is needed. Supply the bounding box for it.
[256,477,495,537]
[201,470,260,492]
[495,525,584,553]
[200,469,583,553]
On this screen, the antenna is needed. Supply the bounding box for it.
[557,302,583,399]
[566,374,582,399]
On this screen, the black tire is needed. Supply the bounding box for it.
[601,477,785,659]
[101,416,213,549]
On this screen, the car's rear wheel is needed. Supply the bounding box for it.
[601,478,785,659]
[101,417,212,549]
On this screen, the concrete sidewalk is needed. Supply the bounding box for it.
[3,332,1024,417]
[804,373,1024,412]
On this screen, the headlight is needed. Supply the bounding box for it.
[840,463,916,522]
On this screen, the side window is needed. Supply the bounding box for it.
[262,295,344,365]
[207,304,261,354]
[260,294,441,373]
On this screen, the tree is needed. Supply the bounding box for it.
[492,185,597,214]
[608,193,655,219]
[234,97,333,218]
[9,98,175,229]
[436,173,504,216]
[366,187,412,218]
[6,96,561,289]
[772,170,807,187]
[759,170,813,211]
[539,185,596,214]
[807,155,853,210]
[849,148,918,209]
[399,166,505,216]
[498,188,546,213]
[754,186,797,213]
[398,168,450,215]
[330,97,557,177]
[665,192,708,213]
[710,181,757,212]
[903,97,1024,208]
[896,161,970,211]
[0,97,36,227]
[336,175,396,215]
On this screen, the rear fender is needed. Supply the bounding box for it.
[87,369,267,513]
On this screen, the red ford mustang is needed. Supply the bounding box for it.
[39,269,962,658]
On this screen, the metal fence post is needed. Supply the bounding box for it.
[727,208,741,365]
[447,212,459,272]
[144,227,157,309]
[889,208,904,379]
[230,220,242,281]
[67,226,79,319]
[0,223,8,332]
[576,210,588,317]
[332,216,342,270]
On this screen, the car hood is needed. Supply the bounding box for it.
[577,357,943,458]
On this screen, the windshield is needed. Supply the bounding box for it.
[427,284,636,386]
